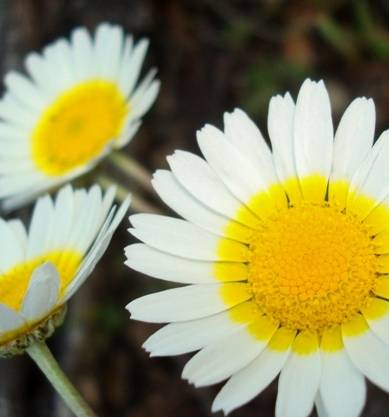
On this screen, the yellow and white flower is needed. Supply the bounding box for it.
[0,184,129,354]
[0,22,159,210]
[126,79,389,417]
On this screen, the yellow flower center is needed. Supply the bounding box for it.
[247,201,377,333]
[0,250,82,311]
[31,80,129,176]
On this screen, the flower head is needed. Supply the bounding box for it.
[126,79,389,417]
[0,184,129,356]
[0,22,159,210]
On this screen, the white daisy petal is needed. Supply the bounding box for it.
[70,27,93,81]
[63,197,130,302]
[0,218,24,272]
[22,262,60,321]
[268,92,296,182]
[25,52,60,97]
[331,97,375,183]
[319,349,366,417]
[0,140,30,158]
[0,158,34,176]
[130,67,157,102]
[48,39,75,88]
[182,323,275,387]
[167,150,250,222]
[197,124,268,203]
[152,169,249,240]
[213,346,291,414]
[120,38,149,97]
[104,195,131,233]
[129,214,248,261]
[70,185,103,253]
[0,93,37,127]
[94,23,123,79]
[348,130,389,211]
[0,130,27,146]
[0,176,56,213]
[143,308,246,357]
[276,350,321,417]
[49,184,74,248]
[294,79,333,198]
[63,188,87,243]
[364,314,389,347]
[0,304,25,334]
[41,41,72,91]
[127,283,250,323]
[115,119,141,148]
[130,76,160,119]
[342,324,389,391]
[118,35,133,78]
[125,243,244,284]
[315,393,330,417]
[27,194,54,258]
[101,185,118,218]
[223,108,278,184]
[61,232,112,303]
[7,219,28,251]
[4,71,48,111]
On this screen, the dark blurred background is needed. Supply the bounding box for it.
[1,0,389,416]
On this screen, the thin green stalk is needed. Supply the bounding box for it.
[98,173,162,214]
[109,151,153,193]
[27,341,97,417]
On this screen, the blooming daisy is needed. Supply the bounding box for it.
[0,22,159,210]
[125,79,389,417]
[0,183,129,356]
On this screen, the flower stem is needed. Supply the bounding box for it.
[108,151,153,193]
[97,174,163,214]
[27,341,97,417]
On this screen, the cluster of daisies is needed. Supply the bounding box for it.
[0,22,160,356]
[0,19,388,417]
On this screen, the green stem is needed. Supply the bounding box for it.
[97,174,163,214]
[109,151,153,193]
[27,341,97,417]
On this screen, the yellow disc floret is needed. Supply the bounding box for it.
[32,80,129,176]
[0,250,82,311]
[248,201,377,333]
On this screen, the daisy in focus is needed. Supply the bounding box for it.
[0,183,128,355]
[126,79,389,417]
[0,22,159,210]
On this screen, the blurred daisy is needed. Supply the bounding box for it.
[126,79,389,417]
[0,183,129,356]
[0,22,159,210]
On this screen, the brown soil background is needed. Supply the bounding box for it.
[1,0,389,416]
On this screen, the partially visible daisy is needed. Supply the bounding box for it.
[0,183,129,356]
[0,22,159,210]
[126,79,389,417]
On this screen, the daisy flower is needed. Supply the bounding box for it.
[0,183,129,356]
[126,79,389,417]
[0,22,159,211]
